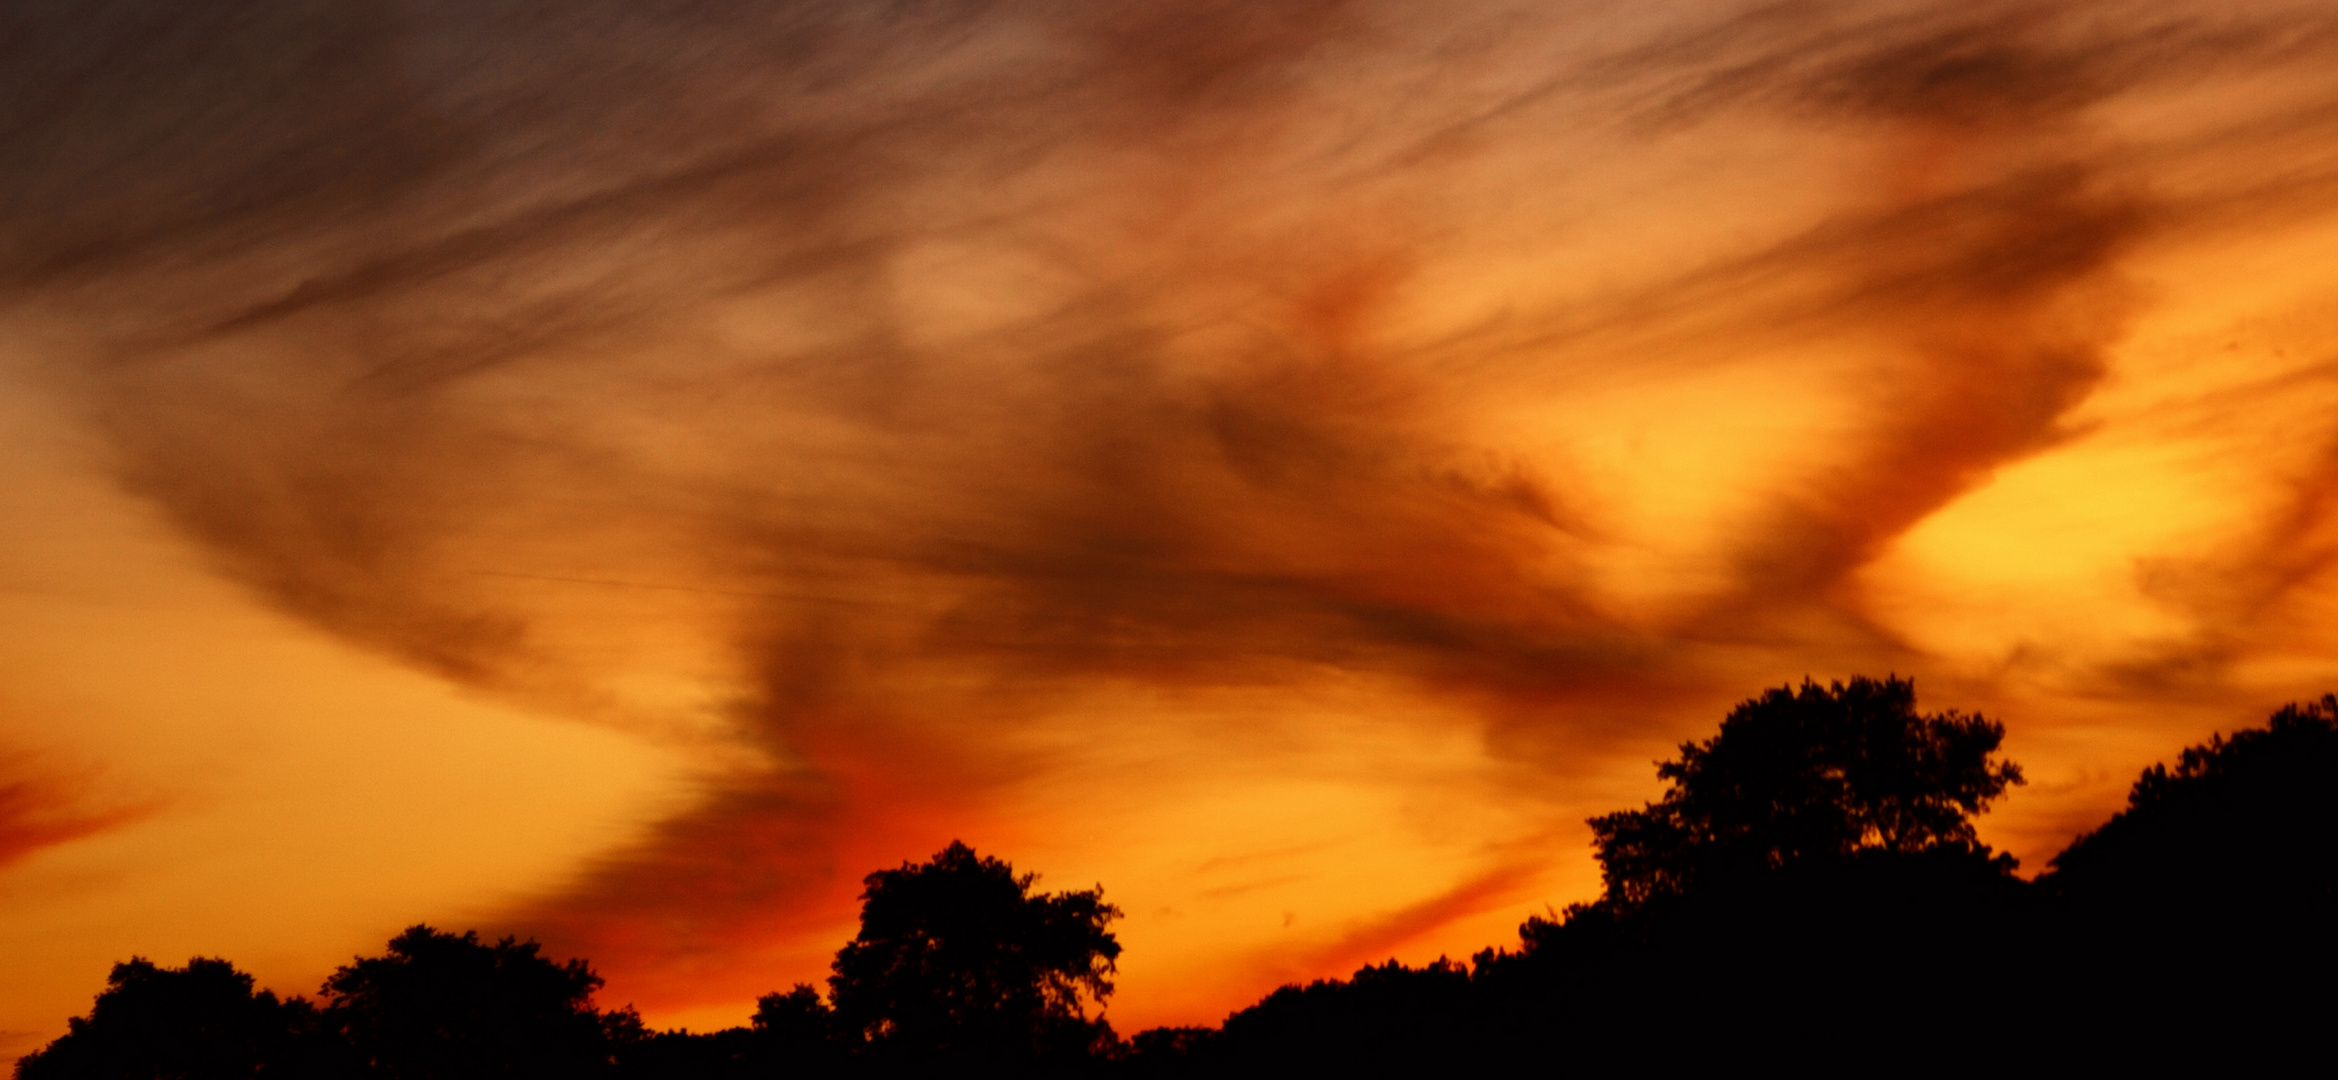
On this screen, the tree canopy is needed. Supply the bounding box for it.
[26,680,2338,1076]
[321,925,615,1080]
[2033,695,2338,1050]
[14,957,329,1080]
[2047,693,2338,908]
[828,840,1121,1065]
[1587,676,2023,908]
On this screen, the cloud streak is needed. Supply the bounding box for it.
[0,751,146,870]
[9,0,2338,1026]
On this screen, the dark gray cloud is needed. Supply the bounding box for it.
[11,0,2338,1011]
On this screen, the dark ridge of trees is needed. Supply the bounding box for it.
[2044,693,2338,910]
[1139,679,2043,1075]
[17,843,1119,1080]
[602,988,841,1080]
[14,957,343,1080]
[20,678,2338,1077]
[1120,678,2333,1073]
[2027,695,2338,1054]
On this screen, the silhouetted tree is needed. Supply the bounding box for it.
[747,985,839,1062]
[321,926,613,1080]
[1462,677,2041,1070]
[2032,697,2338,1063]
[828,841,1120,1068]
[14,956,343,1080]
[44,681,2338,1078]
[2047,694,2338,909]
[1587,675,2023,910]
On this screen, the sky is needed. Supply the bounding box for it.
[6,0,2338,1047]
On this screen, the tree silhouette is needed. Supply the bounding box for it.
[14,957,339,1080]
[1587,675,2023,909]
[747,984,836,1056]
[321,926,614,1080]
[32,682,2338,1077]
[2034,696,2338,1063]
[2046,693,2338,909]
[827,841,1120,1067]
[1460,677,2042,1071]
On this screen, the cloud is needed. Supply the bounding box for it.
[10,0,2338,1022]
[0,751,146,869]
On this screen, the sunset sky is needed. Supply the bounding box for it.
[8,0,2338,1049]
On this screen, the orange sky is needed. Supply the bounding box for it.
[8,0,2338,1050]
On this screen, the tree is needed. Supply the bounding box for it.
[748,985,835,1053]
[2034,696,2338,1057]
[2046,694,2338,908]
[321,926,614,1080]
[827,841,1121,1065]
[1204,959,1477,1075]
[13,956,340,1080]
[1587,676,2023,909]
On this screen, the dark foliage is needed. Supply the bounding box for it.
[2030,698,2338,1062]
[1513,843,2037,1067]
[22,680,2338,1078]
[1120,683,2336,1074]
[1113,1027,1215,1080]
[605,983,848,1080]
[1197,960,1475,1074]
[2046,694,2338,909]
[15,957,342,1080]
[602,1022,761,1080]
[748,985,843,1067]
[1118,678,2042,1074]
[1588,676,2023,910]
[320,926,615,1080]
[829,841,1121,1069]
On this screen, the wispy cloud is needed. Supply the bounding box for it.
[0,750,148,869]
[9,0,2338,1023]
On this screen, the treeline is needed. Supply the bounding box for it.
[21,678,2338,1076]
